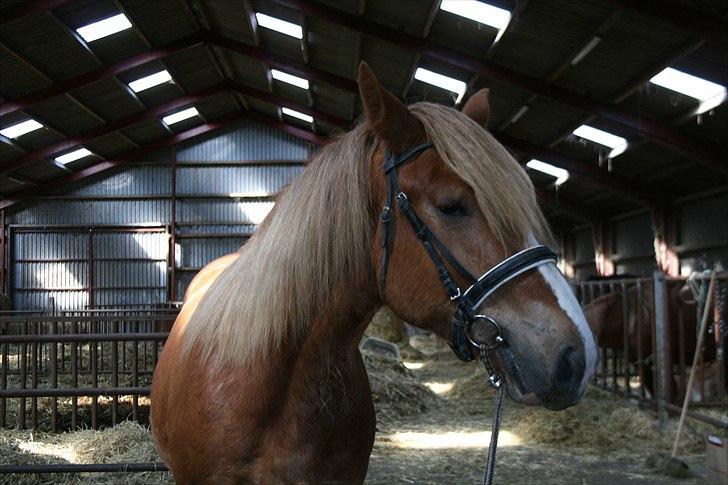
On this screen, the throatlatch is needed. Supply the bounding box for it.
[378,140,558,485]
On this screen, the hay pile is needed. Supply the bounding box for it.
[0,421,170,484]
[512,387,717,455]
[365,306,405,344]
[362,352,442,423]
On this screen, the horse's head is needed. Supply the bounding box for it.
[359,63,597,410]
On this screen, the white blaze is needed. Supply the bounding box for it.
[538,263,598,392]
[526,234,597,392]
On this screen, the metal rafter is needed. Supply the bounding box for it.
[0,28,652,204]
[271,0,728,176]
[609,0,728,44]
[0,110,327,211]
[0,84,226,176]
[499,9,623,131]
[401,0,441,100]
[0,33,203,118]
[0,0,74,25]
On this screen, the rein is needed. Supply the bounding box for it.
[379,141,558,485]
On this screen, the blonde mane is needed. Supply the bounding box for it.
[182,102,549,366]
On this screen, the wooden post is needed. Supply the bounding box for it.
[592,219,614,276]
[653,270,672,431]
[651,205,679,277]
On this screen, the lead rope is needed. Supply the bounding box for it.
[481,350,504,485]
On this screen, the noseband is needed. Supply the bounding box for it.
[379,141,558,364]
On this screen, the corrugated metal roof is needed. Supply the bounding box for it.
[0,0,725,227]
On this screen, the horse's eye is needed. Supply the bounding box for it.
[438,203,467,217]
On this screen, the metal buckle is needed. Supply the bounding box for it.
[380,206,391,222]
[449,287,461,301]
[465,315,504,352]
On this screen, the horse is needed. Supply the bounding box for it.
[150,62,598,483]
[582,281,716,398]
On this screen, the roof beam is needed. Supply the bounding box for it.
[209,33,358,94]
[495,131,662,206]
[0,84,226,176]
[0,110,327,210]
[0,32,203,118]
[609,0,728,45]
[271,0,728,176]
[0,0,74,25]
[217,41,651,205]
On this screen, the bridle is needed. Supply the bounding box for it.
[379,140,558,485]
[379,140,557,362]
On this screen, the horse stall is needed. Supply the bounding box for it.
[578,274,728,430]
[1,1,728,484]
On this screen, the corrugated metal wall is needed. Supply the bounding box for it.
[5,122,307,310]
[568,190,728,279]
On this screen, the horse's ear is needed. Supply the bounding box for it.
[358,61,424,152]
[462,88,491,128]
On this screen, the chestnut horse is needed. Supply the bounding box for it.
[151,63,597,483]
[582,282,716,396]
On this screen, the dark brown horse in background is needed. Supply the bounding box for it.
[583,280,716,398]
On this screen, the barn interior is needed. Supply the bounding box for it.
[0,0,726,483]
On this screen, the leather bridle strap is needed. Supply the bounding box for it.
[378,140,557,363]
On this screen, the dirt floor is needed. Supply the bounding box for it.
[0,346,724,484]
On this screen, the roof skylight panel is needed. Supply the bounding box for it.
[440,0,512,42]
[55,148,93,164]
[414,68,467,104]
[271,69,309,89]
[282,107,313,123]
[526,159,569,186]
[650,67,727,114]
[162,107,200,125]
[76,13,133,42]
[128,70,173,93]
[0,119,44,139]
[573,125,628,158]
[255,13,303,39]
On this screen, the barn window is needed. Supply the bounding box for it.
[526,159,569,186]
[76,13,132,42]
[650,67,727,114]
[255,13,303,39]
[440,0,511,41]
[128,70,173,93]
[162,107,200,125]
[271,69,309,89]
[281,107,313,123]
[572,125,628,158]
[0,119,43,139]
[414,68,466,104]
[55,148,93,164]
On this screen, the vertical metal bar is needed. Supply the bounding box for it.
[636,280,646,400]
[170,146,177,302]
[91,318,98,429]
[132,319,139,421]
[654,271,671,431]
[677,305,686,399]
[609,282,617,391]
[19,322,27,429]
[88,231,94,309]
[31,322,38,430]
[621,280,630,397]
[71,319,78,429]
[1,320,6,427]
[0,209,5,296]
[50,318,57,432]
[112,319,118,426]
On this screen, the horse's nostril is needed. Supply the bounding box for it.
[554,347,585,388]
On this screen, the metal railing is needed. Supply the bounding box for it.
[0,313,176,432]
[577,272,727,430]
